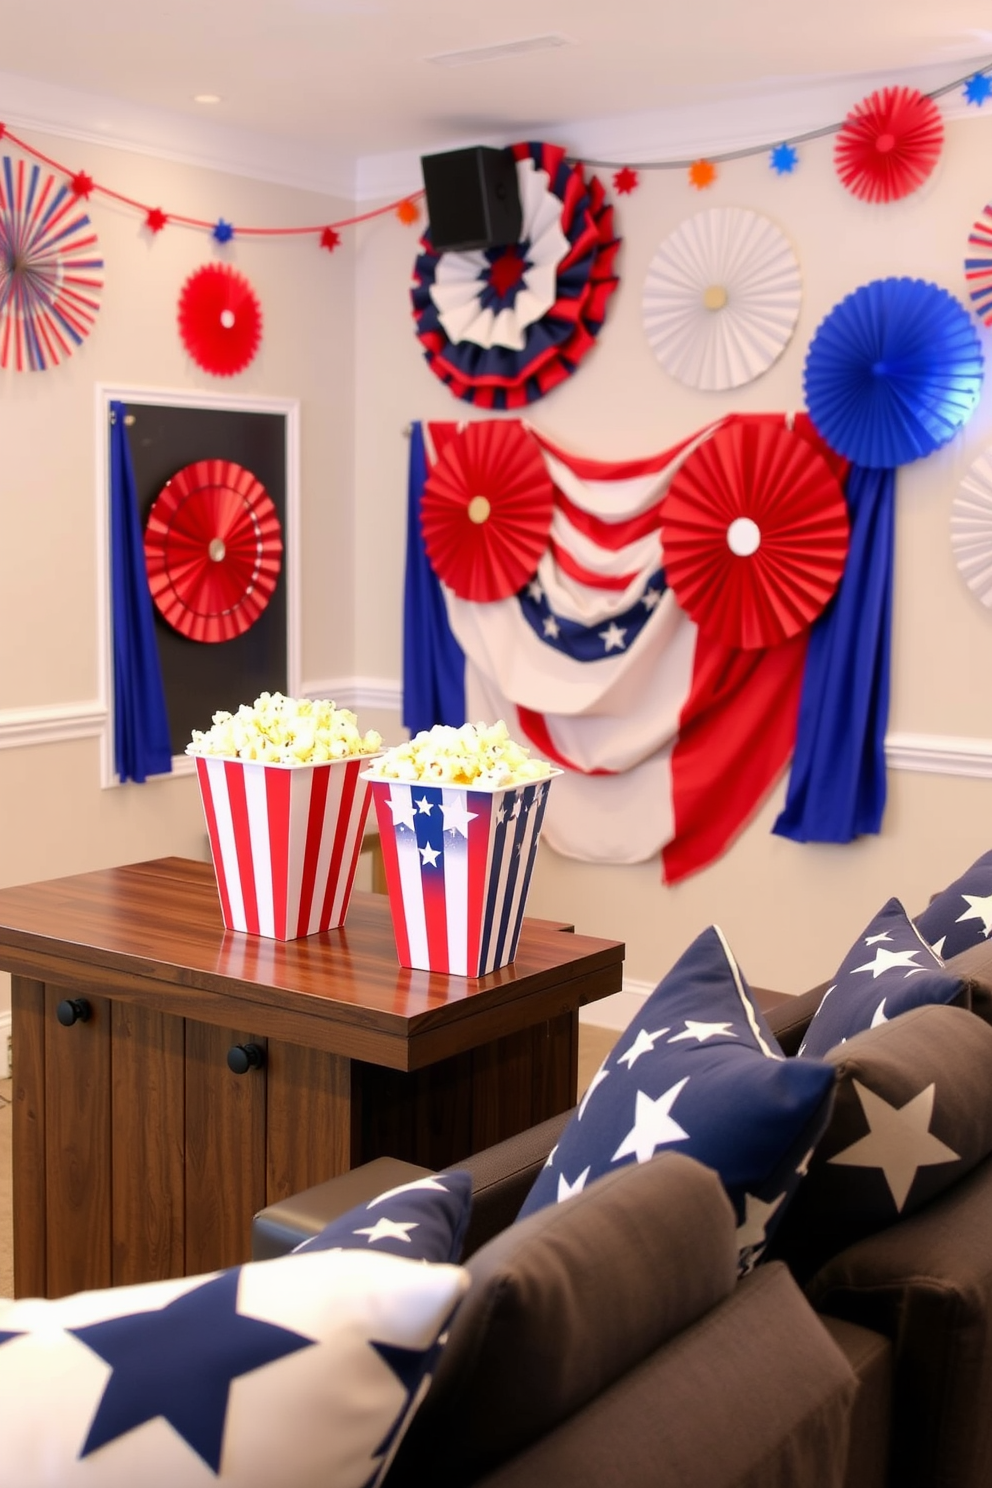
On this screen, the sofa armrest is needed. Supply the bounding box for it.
[760,983,826,1055]
[251,1109,574,1262]
[251,1157,433,1260]
[455,1108,573,1256]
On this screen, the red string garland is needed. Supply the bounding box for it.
[0,123,424,250]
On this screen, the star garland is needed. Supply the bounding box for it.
[0,122,423,252]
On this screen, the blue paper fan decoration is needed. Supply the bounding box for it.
[804,278,984,468]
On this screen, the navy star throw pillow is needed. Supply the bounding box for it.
[914,848,992,960]
[517,925,836,1273]
[798,897,968,1060]
[294,1171,473,1263]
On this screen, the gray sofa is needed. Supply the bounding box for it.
[254,943,992,1488]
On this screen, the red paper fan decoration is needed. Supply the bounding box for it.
[834,86,943,203]
[178,264,262,375]
[421,422,554,602]
[661,421,850,650]
[144,459,283,643]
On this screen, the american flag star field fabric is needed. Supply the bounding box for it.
[368,773,553,975]
[517,924,836,1273]
[914,847,992,960]
[0,1247,468,1488]
[294,1171,473,1263]
[195,754,373,940]
[403,418,897,884]
[798,897,969,1060]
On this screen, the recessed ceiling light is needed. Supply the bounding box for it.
[427,34,572,68]
[193,93,222,105]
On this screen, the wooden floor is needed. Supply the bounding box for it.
[0,1026,619,1299]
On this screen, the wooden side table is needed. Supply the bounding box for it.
[0,857,623,1298]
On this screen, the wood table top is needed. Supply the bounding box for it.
[0,857,625,1070]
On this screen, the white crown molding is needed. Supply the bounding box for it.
[356,53,992,200]
[0,68,357,199]
[4,53,987,208]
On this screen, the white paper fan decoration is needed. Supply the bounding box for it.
[642,207,802,391]
[952,447,992,607]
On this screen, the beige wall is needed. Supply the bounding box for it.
[2,106,991,1026]
[352,111,992,995]
[0,127,357,1014]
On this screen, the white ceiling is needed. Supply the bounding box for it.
[2,0,991,196]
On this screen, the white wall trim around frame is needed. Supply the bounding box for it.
[303,678,403,713]
[93,384,302,791]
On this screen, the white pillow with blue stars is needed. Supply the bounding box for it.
[798,897,968,1060]
[0,1246,468,1488]
[293,1171,473,1263]
[914,848,992,960]
[517,924,836,1274]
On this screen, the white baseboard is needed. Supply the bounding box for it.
[579,978,653,1032]
[0,1011,10,1080]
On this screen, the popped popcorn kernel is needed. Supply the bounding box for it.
[186,693,382,765]
[364,720,550,789]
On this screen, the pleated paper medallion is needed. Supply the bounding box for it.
[661,420,850,650]
[144,459,283,643]
[420,420,553,602]
[951,446,992,608]
[804,277,984,468]
[642,207,802,391]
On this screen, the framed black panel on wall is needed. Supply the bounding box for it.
[98,387,300,784]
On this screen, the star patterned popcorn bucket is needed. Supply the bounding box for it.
[365,771,558,976]
[194,754,375,940]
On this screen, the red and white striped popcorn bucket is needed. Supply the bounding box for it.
[194,754,375,939]
[365,771,558,976]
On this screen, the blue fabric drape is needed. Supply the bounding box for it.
[773,464,895,843]
[110,400,173,782]
[402,422,466,734]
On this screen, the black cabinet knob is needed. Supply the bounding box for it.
[56,998,92,1027]
[227,1042,265,1075]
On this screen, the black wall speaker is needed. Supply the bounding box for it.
[420,146,522,253]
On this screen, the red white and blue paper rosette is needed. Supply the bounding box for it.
[412,142,620,407]
[965,202,992,327]
[0,156,103,371]
[804,278,984,468]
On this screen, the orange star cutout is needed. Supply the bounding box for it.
[396,198,421,225]
[688,159,717,190]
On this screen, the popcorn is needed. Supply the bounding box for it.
[186,692,382,765]
[365,719,550,789]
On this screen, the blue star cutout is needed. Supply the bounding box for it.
[0,1331,23,1347]
[770,142,798,175]
[369,1338,436,1459]
[964,72,992,106]
[212,218,235,243]
[70,1269,314,1472]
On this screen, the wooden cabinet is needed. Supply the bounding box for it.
[2,859,623,1298]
